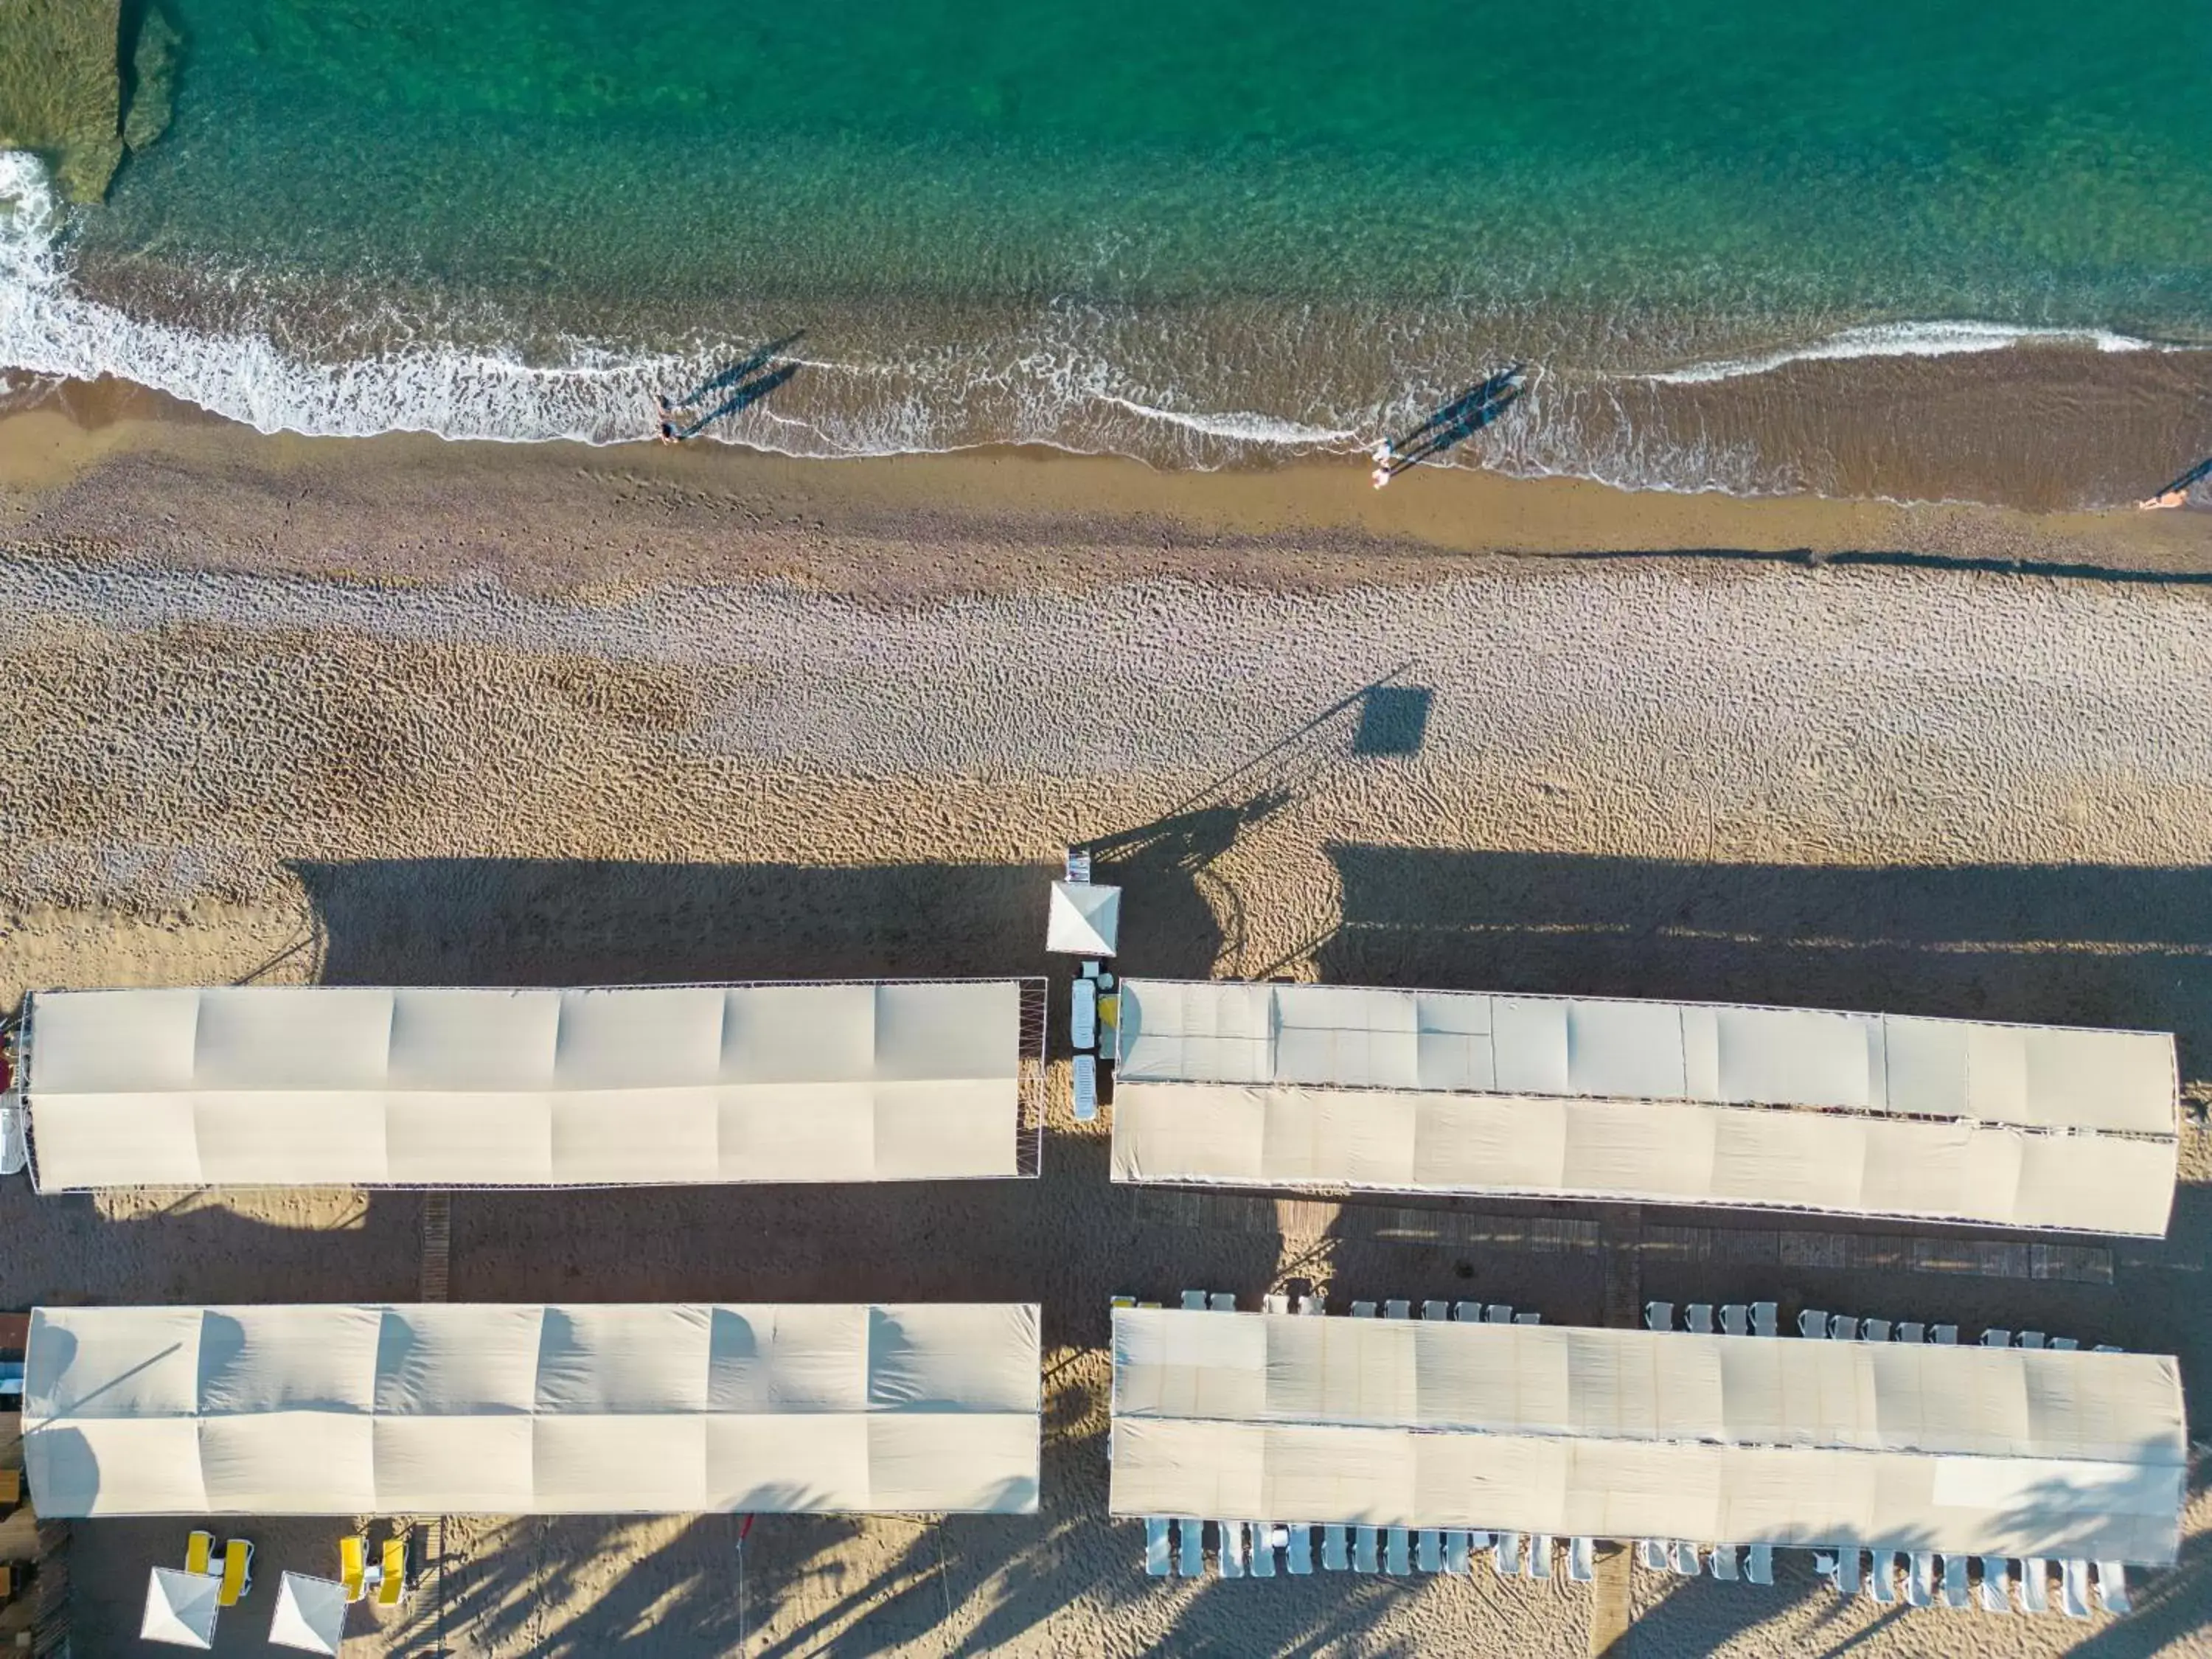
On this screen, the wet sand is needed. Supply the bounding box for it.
[3,401,2211,1654]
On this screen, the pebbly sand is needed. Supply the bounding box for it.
[2,398,2211,1655]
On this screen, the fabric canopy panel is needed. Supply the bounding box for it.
[1112,981,2179,1235]
[23,981,1031,1189]
[1108,1308,2188,1565]
[25,1303,1041,1518]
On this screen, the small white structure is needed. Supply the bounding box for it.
[1047,880,1121,958]
[142,1567,220,1649]
[269,1572,349,1655]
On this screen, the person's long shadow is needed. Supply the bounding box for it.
[669,332,804,413]
[664,333,804,439]
[1380,364,1526,475]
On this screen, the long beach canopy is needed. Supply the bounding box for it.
[21,981,1032,1189]
[1110,980,2178,1235]
[1109,1307,2187,1564]
[25,1303,1042,1517]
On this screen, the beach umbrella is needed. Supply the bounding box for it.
[1046,880,1121,957]
[269,1571,349,1654]
[140,1567,219,1649]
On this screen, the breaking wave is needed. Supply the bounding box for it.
[1635,319,2172,385]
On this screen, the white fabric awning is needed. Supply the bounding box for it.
[268,1573,348,1655]
[23,981,1033,1189]
[1111,981,2179,1235]
[142,1567,220,1649]
[1108,1307,2188,1565]
[26,1303,1041,1517]
[1046,882,1121,956]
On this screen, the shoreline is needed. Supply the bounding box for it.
[4,378,2211,599]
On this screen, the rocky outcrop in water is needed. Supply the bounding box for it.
[0,0,179,202]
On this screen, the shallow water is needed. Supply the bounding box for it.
[3,0,2211,504]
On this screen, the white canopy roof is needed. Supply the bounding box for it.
[25,1303,1041,1517]
[1046,881,1121,956]
[141,1567,219,1649]
[23,981,1031,1189]
[1111,981,2178,1235]
[268,1573,347,1655]
[1109,1308,2188,1565]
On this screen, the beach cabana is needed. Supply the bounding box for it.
[1110,980,2179,1236]
[1047,880,1121,957]
[141,1567,220,1649]
[1108,1307,2188,1565]
[16,978,1046,1189]
[268,1573,348,1655]
[24,1302,1043,1517]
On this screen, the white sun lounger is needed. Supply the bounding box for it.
[1071,1054,1099,1121]
[1071,978,1097,1051]
[2051,1336,2079,1351]
[1218,1522,1246,1578]
[1384,1528,1410,1575]
[2022,1559,2050,1613]
[2020,1330,2046,1349]
[2061,1559,2093,1618]
[1354,1526,1380,1573]
[1638,1540,1667,1572]
[1208,1293,1235,1312]
[1494,1534,1523,1576]
[1321,1526,1349,1572]
[1299,1293,1325,1316]
[2096,1343,2123,1353]
[1941,1554,1969,1609]
[1898,1321,1925,1344]
[1252,1526,1279,1578]
[1644,1301,1674,1332]
[1485,1304,1512,1324]
[1979,1557,2011,1612]
[1514,1311,1542,1325]
[1453,1301,1481,1322]
[1178,1519,1204,1576]
[1180,1290,1207,1311]
[2095,1561,2129,1614]
[1263,1293,1290,1314]
[1720,1304,1749,1337]
[1750,1301,1778,1338]
[1686,1304,1714,1334]
[1422,1300,1450,1321]
[1829,1315,1860,1340]
[1444,1531,1472,1574]
[1352,1301,1377,1319]
[1907,1552,1936,1607]
[1530,1536,1554,1579]
[1669,1541,1700,1576]
[1932,1324,1958,1344]
[1709,1545,1739,1581]
[1862,1318,1891,1342]
[1867,1553,1899,1606]
[1798,1310,1829,1339]
[1145,1518,1172,1576]
[1385,1299,1411,1321]
[1416,1530,1441,1573]
[1746,1545,1773,1586]
[1980,1328,2011,1349]
[1287,1526,1315,1575]
[1568,1537,1596,1582]
[1823,1548,1862,1597]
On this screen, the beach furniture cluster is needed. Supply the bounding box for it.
[0,853,2188,1642]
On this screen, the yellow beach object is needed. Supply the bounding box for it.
[340,1534,368,1602]
[184,1530,212,1577]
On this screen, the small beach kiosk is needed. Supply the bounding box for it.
[24,1302,1043,1517]
[1108,981,2180,1236]
[12,978,1047,1187]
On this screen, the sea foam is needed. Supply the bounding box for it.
[1635,319,2171,385]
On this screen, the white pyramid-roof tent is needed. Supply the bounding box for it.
[269,1571,349,1655]
[1046,881,1120,956]
[141,1567,219,1649]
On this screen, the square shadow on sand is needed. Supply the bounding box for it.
[1354,685,1433,756]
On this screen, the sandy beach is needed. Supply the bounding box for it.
[3,399,2211,1654]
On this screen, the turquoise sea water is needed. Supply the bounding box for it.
[4,0,2210,501]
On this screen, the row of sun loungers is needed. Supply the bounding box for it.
[1815,1548,2126,1618]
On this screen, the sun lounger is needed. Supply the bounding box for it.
[2019,1331,2045,1349]
[1180,1290,1208,1311]
[1979,1557,2011,1612]
[1208,1293,1235,1312]
[1178,1519,1204,1576]
[1513,1311,1541,1325]
[2051,1336,2079,1351]
[1352,1301,1377,1318]
[1568,1537,1596,1582]
[1746,1545,1773,1586]
[1287,1527,1315,1575]
[1321,1526,1349,1572]
[1485,1304,1512,1324]
[1354,1526,1380,1573]
[2095,1561,2129,1614]
[1941,1554,1969,1609]
[1668,1541,1700,1576]
[1444,1531,1472,1574]
[1065,849,1092,882]
[1422,1300,1450,1321]
[1750,1301,1778,1338]
[1709,1545,1739,1581]
[1250,1526,1276,1578]
[1071,1054,1099,1121]
[1416,1530,1442,1573]
[1862,1318,1891,1342]
[1145,1518,1172,1576]
[1644,1301,1674,1332]
[1638,1540,1667,1572]
[1385,1528,1411,1574]
[1897,1321,1924,1344]
[1385,1300,1411,1321]
[1866,1552,1898,1606]
[1686,1304,1714,1334]
[1720,1304,1748,1337]
[219,1540,253,1607]
[1829,1315,1860,1340]
[1529,1535,1553,1579]
[185,1531,213,1578]
[1907,1552,1935,1607]
[2061,1559,2092,1618]
[1980,1328,2010,1348]
[1218,1522,1246,1578]
[340,1535,367,1603]
[1826,1548,1862,1597]
[1071,978,1097,1051]
[1494,1533,1523,1576]
[2022,1559,2050,1613]
[1454,1301,1481,1321]
[1264,1293,1290,1313]
[2096,1343,2123,1353]
[1300,1293,1326,1316]
[1798,1309,1829,1338]
[375,1538,404,1608]
[1933,1324,1958,1344]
